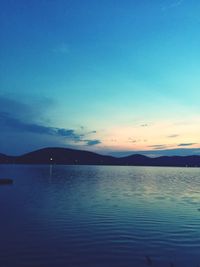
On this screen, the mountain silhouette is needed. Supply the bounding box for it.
[0,147,200,167]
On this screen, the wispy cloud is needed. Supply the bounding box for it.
[148,144,168,150]
[52,43,70,54]
[0,96,101,148]
[161,0,184,11]
[178,143,197,147]
[128,137,137,143]
[85,140,101,146]
[0,112,82,140]
[0,94,54,121]
[128,138,148,143]
[168,134,179,138]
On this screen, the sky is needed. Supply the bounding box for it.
[1,0,200,156]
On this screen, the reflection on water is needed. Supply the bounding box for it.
[0,165,200,266]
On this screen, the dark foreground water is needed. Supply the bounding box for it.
[1,165,200,267]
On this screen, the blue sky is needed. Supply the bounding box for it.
[1,0,200,156]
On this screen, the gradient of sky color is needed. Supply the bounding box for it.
[0,0,200,156]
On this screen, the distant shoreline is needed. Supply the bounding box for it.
[1,163,200,169]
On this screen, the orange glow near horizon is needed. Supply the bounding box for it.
[93,116,200,152]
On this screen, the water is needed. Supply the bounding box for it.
[0,165,200,267]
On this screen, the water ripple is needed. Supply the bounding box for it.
[1,165,200,266]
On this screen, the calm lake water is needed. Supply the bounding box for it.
[1,165,200,267]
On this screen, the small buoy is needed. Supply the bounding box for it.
[0,179,14,185]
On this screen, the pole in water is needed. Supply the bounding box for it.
[49,157,53,183]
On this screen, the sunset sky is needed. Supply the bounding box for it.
[1,0,200,156]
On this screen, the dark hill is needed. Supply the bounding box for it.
[152,155,200,167]
[15,147,116,165]
[118,154,151,166]
[0,147,200,167]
